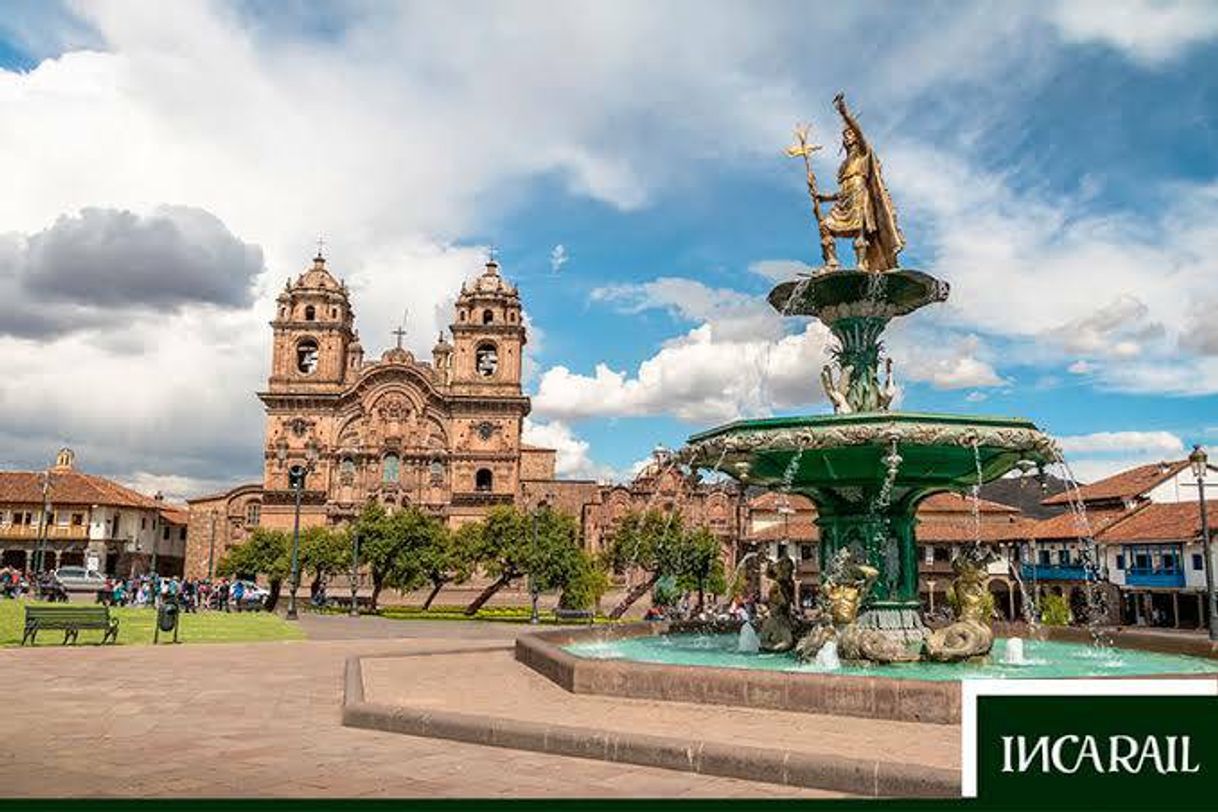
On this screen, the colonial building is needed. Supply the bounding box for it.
[0,448,188,577]
[186,252,558,578]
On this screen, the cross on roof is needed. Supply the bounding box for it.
[392,309,408,349]
[315,236,326,259]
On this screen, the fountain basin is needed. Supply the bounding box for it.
[516,623,1218,726]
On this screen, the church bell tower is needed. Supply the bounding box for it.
[268,252,357,393]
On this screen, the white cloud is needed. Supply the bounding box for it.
[521,418,615,482]
[748,259,815,282]
[549,244,568,274]
[1058,430,1186,457]
[1045,0,1218,64]
[1068,360,1096,375]
[534,321,832,424]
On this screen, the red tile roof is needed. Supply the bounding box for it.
[1042,460,1188,506]
[917,516,1038,543]
[0,470,163,510]
[919,492,1021,514]
[748,492,815,511]
[746,519,819,543]
[1096,502,1217,543]
[1021,507,1132,540]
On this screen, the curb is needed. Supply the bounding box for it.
[341,654,960,798]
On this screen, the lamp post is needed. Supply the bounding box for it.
[207,509,218,580]
[32,468,55,598]
[529,491,555,625]
[280,439,319,621]
[1188,445,1217,641]
[349,528,361,618]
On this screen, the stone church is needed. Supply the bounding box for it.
[185,251,741,580]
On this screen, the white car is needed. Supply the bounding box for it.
[55,566,106,593]
[231,580,269,609]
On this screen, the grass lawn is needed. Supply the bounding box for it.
[376,604,616,625]
[2,599,305,647]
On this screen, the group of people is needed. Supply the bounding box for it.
[98,576,261,612]
[0,568,63,601]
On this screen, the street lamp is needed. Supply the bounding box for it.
[529,491,555,625]
[1188,445,1216,641]
[32,469,53,598]
[349,528,361,618]
[279,438,319,621]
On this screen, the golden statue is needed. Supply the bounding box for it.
[788,93,905,272]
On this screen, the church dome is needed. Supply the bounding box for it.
[466,258,518,298]
[296,254,342,291]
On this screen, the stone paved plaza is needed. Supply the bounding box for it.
[1,617,843,798]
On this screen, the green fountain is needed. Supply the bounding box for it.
[680,94,1059,663]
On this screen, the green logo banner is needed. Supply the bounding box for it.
[966,679,1217,809]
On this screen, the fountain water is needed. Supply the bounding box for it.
[737,621,761,654]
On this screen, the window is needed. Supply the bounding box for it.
[1194,554,1204,571]
[475,468,493,492]
[245,502,261,526]
[934,546,950,563]
[924,546,934,565]
[800,544,815,562]
[475,342,498,377]
[459,310,466,322]
[777,543,788,559]
[1162,553,1178,573]
[482,309,494,324]
[162,526,170,540]
[71,513,84,526]
[1038,549,1051,566]
[340,458,356,485]
[55,511,69,526]
[429,460,444,484]
[179,528,186,541]
[141,517,147,530]
[296,339,319,374]
[1058,549,1071,566]
[1116,554,1125,571]
[383,454,400,484]
[304,305,316,321]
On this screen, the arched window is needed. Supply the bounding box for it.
[382,454,400,483]
[475,342,498,377]
[475,468,493,492]
[429,460,444,484]
[245,502,261,526]
[296,339,319,374]
[339,458,356,485]
[459,310,466,322]
[304,305,316,321]
[482,309,494,324]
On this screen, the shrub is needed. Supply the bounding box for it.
[1040,593,1072,626]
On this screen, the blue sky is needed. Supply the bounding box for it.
[1,1,1216,496]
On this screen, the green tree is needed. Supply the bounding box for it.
[675,527,725,612]
[463,505,586,615]
[351,502,431,610]
[216,527,289,610]
[418,519,476,610]
[559,555,612,611]
[605,510,687,619]
[300,525,351,597]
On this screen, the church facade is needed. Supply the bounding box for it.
[185,252,560,577]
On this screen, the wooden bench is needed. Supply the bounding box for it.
[553,608,595,625]
[22,604,120,646]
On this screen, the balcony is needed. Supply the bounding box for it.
[1020,563,1092,581]
[1125,570,1185,589]
[0,524,90,541]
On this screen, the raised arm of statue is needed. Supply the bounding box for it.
[833,93,868,153]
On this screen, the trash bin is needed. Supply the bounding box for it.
[158,601,179,633]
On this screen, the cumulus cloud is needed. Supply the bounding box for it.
[0,205,262,339]
[535,320,832,424]
[549,244,568,273]
[521,418,615,482]
[1045,0,1218,64]
[1058,430,1186,457]
[1054,429,1188,484]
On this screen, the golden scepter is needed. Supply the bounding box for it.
[786,123,825,256]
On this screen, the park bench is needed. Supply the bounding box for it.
[22,604,120,646]
[553,608,595,626]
